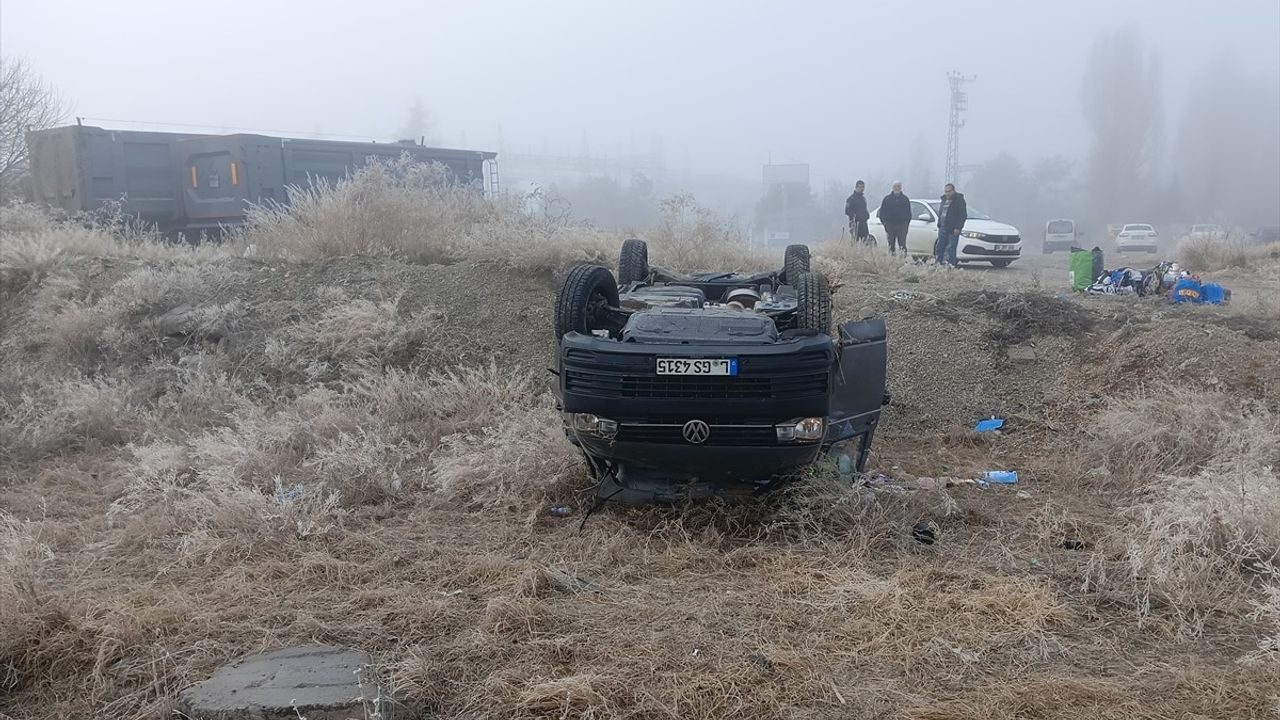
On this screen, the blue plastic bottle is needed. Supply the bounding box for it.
[981,470,1018,484]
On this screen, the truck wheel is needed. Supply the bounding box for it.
[784,244,811,283]
[618,238,649,285]
[555,265,620,343]
[794,271,831,335]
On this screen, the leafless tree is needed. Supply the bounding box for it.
[0,58,67,201]
[1080,26,1163,223]
[1171,55,1280,228]
[397,97,437,145]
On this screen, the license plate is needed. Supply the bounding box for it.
[656,358,738,376]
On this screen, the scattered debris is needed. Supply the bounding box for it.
[1016,490,1032,500]
[951,646,981,664]
[748,654,774,671]
[980,470,1018,485]
[912,521,938,545]
[549,505,572,518]
[1060,539,1087,551]
[974,417,1005,433]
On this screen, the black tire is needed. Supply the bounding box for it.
[794,271,831,335]
[618,238,649,285]
[784,244,811,283]
[990,260,1012,268]
[555,265,620,343]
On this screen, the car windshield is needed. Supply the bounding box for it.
[927,201,991,220]
[1047,220,1074,234]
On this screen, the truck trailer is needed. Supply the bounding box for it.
[26,124,497,233]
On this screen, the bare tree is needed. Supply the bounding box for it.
[397,97,437,145]
[1080,26,1163,224]
[0,58,66,201]
[1171,55,1280,228]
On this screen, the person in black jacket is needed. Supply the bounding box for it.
[932,183,967,266]
[877,181,912,255]
[845,181,870,243]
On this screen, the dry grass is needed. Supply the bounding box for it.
[1086,388,1280,631]
[1177,232,1280,272]
[3,180,1280,719]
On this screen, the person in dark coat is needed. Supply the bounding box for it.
[877,181,912,255]
[845,181,870,243]
[932,183,967,266]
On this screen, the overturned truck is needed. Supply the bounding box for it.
[553,241,889,503]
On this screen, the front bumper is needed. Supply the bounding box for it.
[958,236,1023,261]
[569,432,823,478]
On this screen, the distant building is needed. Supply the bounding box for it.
[26,124,496,233]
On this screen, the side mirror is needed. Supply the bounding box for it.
[917,213,933,222]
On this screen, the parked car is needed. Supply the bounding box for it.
[1115,223,1159,253]
[553,241,889,503]
[867,200,1022,267]
[1042,218,1078,254]
[1188,224,1225,237]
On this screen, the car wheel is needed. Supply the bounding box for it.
[990,260,1012,268]
[617,238,649,285]
[555,264,620,343]
[784,244,811,283]
[794,271,831,335]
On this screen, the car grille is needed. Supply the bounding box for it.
[618,423,779,446]
[986,234,1021,244]
[563,349,830,400]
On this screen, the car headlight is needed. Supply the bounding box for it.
[565,412,618,439]
[776,417,825,443]
[961,230,987,239]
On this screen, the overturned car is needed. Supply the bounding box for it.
[553,240,889,503]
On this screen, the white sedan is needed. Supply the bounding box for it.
[868,199,1023,267]
[1116,223,1159,253]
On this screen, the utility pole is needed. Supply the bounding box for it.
[945,71,975,186]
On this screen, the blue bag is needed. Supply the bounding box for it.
[1171,277,1203,304]
[1201,283,1228,305]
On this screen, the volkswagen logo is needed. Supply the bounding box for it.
[681,419,710,444]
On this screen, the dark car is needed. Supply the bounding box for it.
[553,240,889,503]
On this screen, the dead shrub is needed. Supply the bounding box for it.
[278,290,440,367]
[429,397,585,510]
[1178,233,1280,272]
[0,513,51,691]
[1090,388,1280,631]
[644,194,768,273]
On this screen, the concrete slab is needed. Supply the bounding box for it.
[178,645,382,720]
[1006,344,1037,363]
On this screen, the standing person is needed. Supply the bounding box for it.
[932,183,967,266]
[845,181,870,244]
[878,181,912,256]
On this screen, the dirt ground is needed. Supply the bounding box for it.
[1,234,1278,719]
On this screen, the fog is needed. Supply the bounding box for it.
[4,0,1279,230]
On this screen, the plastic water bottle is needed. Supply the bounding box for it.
[549,505,572,518]
[980,470,1018,485]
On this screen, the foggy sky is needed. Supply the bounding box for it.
[4,0,1279,190]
